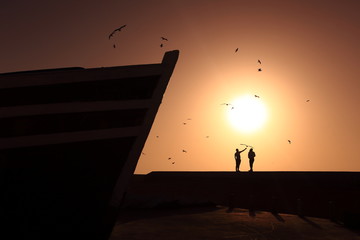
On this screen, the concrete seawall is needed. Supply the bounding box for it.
[123,171,360,227]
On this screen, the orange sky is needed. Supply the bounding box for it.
[1,0,360,173]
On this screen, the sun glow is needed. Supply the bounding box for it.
[227,94,268,133]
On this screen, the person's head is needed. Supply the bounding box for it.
[236,148,239,152]
[250,148,253,152]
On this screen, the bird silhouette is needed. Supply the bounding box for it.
[183,122,187,125]
[168,157,172,160]
[258,68,262,72]
[156,136,159,138]
[255,95,260,98]
[235,48,239,53]
[160,43,163,48]
[182,150,187,153]
[221,103,232,106]
[288,140,291,144]
[161,37,168,41]
[113,44,116,48]
[172,162,175,164]
[306,99,310,102]
[240,143,253,148]
[258,59,262,64]
[108,25,127,39]
[206,136,209,138]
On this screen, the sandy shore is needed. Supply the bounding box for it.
[110,206,360,240]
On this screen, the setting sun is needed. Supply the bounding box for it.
[227,94,268,133]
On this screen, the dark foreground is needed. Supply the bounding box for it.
[111,206,360,240]
[115,171,360,238]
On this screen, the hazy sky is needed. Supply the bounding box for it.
[1,0,360,173]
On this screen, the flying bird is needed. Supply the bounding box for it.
[235,48,239,53]
[156,136,159,138]
[258,68,262,72]
[172,162,175,164]
[206,136,209,138]
[108,24,127,39]
[161,37,168,41]
[306,99,310,102]
[160,43,163,48]
[288,140,291,144]
[182,150,187,153]
[183,122,187,125]
[113,44,116,48]
[255,95,260,98]
[221,103,232,106]
[258,59,262,64]
[168,157,172,160]
[240,144,253,148]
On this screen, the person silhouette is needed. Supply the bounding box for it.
[248,148,256,172]
[234,147,247,172]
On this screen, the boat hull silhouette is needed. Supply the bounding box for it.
[0,50,179,239]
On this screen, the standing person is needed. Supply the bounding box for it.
[234,147,247,172]
[248,148,256,172]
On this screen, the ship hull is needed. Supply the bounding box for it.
[0,50,179,239]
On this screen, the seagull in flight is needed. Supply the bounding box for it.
[255,95,260,98]
[288,140,291,144]
[258,68,262,72]
[160,43,163,48]
[240,144,253,148]
[182,150,187,153]
[221,103,232,106]
[161,37,168,41]
[306,99,310,102]
[258,59,262,64]
[235,48,239,53]
[108,25,127,39]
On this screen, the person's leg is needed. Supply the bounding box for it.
[236,160,240,172]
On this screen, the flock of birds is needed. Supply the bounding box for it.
[221,51,311,148]
[109,24,310,165]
